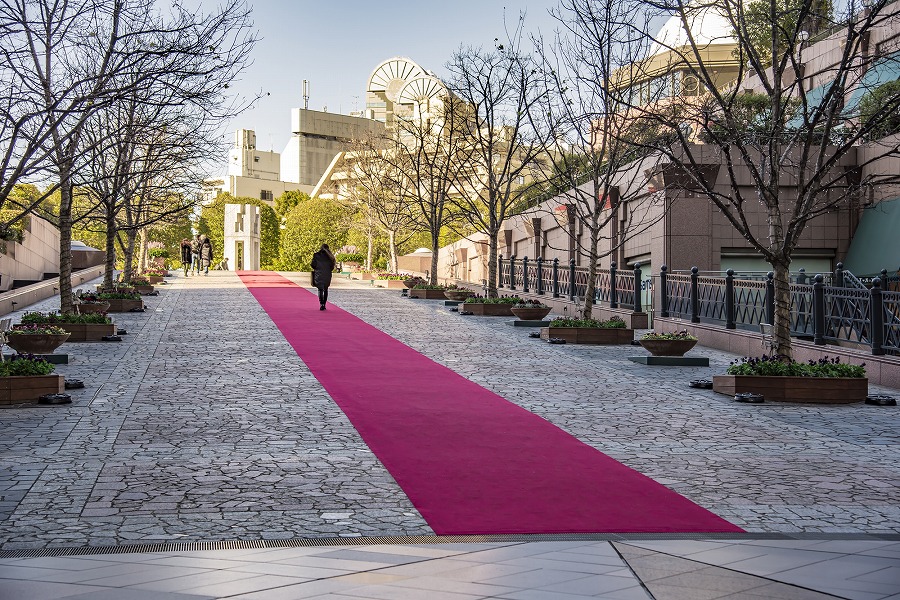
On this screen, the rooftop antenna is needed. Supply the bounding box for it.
[302,79,309,110]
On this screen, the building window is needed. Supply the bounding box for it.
[254,156,260,162]
[260,190,273,201]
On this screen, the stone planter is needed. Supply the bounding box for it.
[539,327,634,344]
[408,288,447,299]
[712,375,868,404]
[0,375,65,406]
[373,279,407,289]
[76,302,109,315]
[639,338,698,356]
[444,290,475,301]
[6,333,71,354]
[105,299,144,312]
[55,323,117,342]
[510,306,552,321]
[462,303,516,316]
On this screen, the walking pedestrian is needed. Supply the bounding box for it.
[190,234,202,275]
[200,235,214,276]
[180,238,192,276]
[310,243,336,310]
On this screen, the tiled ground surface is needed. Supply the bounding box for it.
[0,271,898,599]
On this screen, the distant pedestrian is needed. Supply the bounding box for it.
[190,234,202,275]
[200,236,214,276]
[310,243,336,310]
[180,238,192,276]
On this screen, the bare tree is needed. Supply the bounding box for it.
[621,0,900,356]
[445,25,556,297]
[1,0,255,312]
[530,0,669,318]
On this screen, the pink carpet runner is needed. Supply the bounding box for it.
[240,272,742,535]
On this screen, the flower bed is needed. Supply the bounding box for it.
[639,330,698,356]
[0,355,64,405]
[539,316,633,344]
[6,325,70,354]
[462,296,520,316]
[20,312,116,342]
[510,300,552,321]
[712,355,868,403]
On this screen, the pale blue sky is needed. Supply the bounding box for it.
[225,0,561,154]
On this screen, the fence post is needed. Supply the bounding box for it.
[765,271,775,326]
[610,262,619,308]
[522,256,530,293]
[536,257,544,295]
[834,262,844,287]
[725,269,736,329]
[568,259,576,300]
[498,256,504,289]
[813,274,826,345]
[690,266,700,323]
[659,265,669,318]
[552,258,560,298]
[871,277,885,356]
[633,265,643,312]
[508,255,517,291]
[796,267,807,285]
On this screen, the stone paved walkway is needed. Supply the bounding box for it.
[0,271,898,600]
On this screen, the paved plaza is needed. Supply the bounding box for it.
[0,272,898,599]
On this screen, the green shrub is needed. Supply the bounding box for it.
[549,316,626,328]
[464,296,521,304]
[149,248,171,259]
[726,355,866,378]
[641,330,697,340]
[20,311,112,325]
[0,355,55,376]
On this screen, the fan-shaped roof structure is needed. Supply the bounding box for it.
[649,6,734,56]
[368,57,426,102]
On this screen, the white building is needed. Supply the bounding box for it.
[223,203,260,271]
[207,129,305,204]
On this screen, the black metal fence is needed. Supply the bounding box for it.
[498,256,643,311]
[497,256,899,356]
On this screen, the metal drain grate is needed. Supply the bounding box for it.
[2,532,898,559]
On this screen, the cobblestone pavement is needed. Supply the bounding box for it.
[0,271,898,553]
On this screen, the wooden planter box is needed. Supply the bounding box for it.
[408,289,447,299]
[147,275,164,284]
[55,323,117,341]
[0,375,65,405]
[373,279,407,289]
[712,375,868,404]
[134,285,155,294]
[77,302,109,314]
[463,303,516,316]
[105,299,145,312]
[350,272,375,280]
[540,327,634,344]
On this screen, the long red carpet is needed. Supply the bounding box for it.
[240,271,742,535]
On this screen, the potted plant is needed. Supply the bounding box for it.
[712,355,868,404]
[510,299,552,321]
[372,273,408,289]
[6,324,71,354]
[20,311,116,342]
[639,330,698,356]
[75,292,110,314]
[539,315,633,344]
[403,275,427,288]
[95,291,144,312]
[0,354,64,405]
[408,282,448,299]
[444,284,476,302]
[462,295,520,316]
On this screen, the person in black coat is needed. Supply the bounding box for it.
[180,238,192,276]
[310,244,336,310]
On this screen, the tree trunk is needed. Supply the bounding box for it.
[430,229,440,284]
[771,259,793,359]
[123,230,138,281]
[366,229,373,271]
[58,176,75,314]
[487,232,499,298]
[583,235,600,320]
[137,228,149,272]
[387,229,398,273]
[103,208,117,288]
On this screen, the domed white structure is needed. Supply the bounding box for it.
[649,6,735,56]
[366,57,449,128]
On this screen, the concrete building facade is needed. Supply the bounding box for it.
[223,203,261,271]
